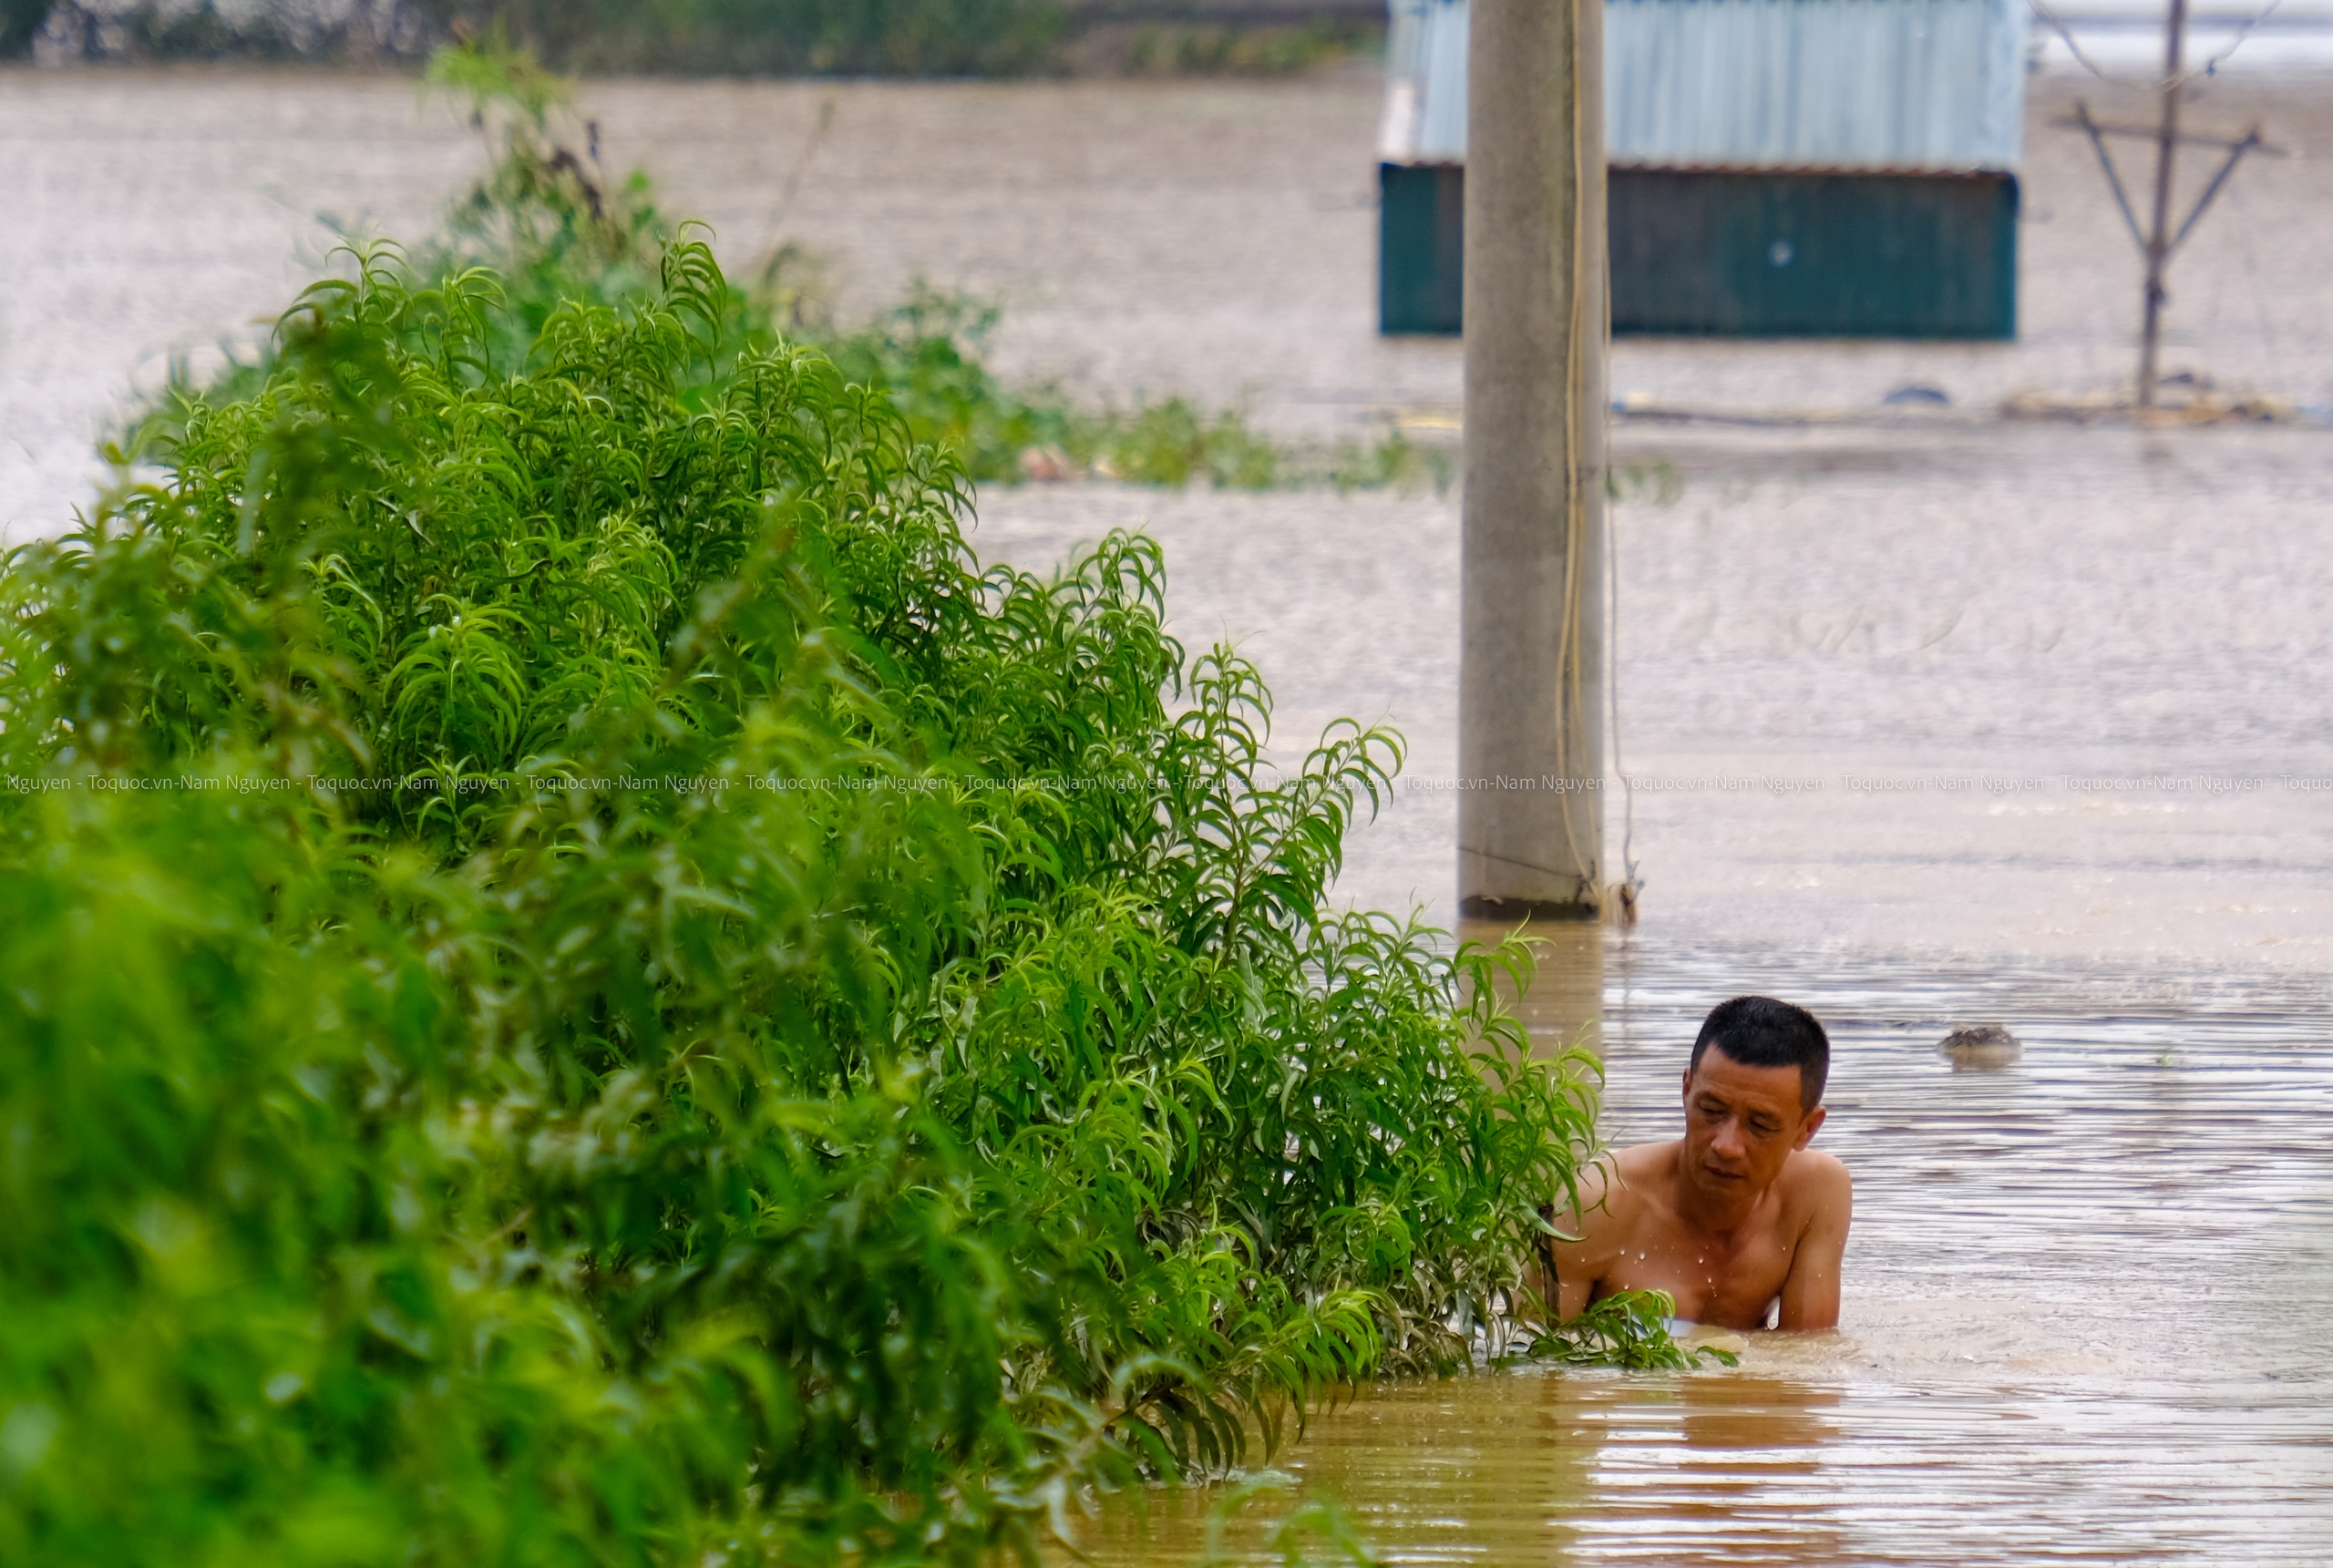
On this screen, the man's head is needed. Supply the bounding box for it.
[1680,997,1831,1202]
[1691,996,1830,1111]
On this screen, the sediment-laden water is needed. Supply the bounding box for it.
[1064,935,2333,1566]
[6,66,2332,538]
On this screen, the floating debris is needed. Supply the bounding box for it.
[2001,383,2300,425]
[1939,1024,2023,1071]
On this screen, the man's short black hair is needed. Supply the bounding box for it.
[1690,996,1830,1112]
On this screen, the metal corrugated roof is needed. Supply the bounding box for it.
[1382,0,2029,173]
[1380,0,1473,162]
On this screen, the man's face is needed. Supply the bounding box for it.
[1680,1045,1825,1203]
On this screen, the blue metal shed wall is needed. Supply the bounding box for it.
[1382,0,2028,172]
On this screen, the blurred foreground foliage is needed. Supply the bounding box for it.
[0,41,1607,1568]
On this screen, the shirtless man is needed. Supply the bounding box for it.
[1541,996,1852,1332]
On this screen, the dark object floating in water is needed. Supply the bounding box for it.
[1884,384,1952,406]
[1939,1024,2022,1070]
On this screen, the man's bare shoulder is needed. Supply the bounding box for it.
[1778,1147,1853,1218]
[1555,1142,1673,1236]
[1608,1139,1681,1194]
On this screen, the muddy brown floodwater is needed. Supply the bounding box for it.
[3,56,2331,1566]
[1059,929,2333,1565]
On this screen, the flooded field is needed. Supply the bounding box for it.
[5,64,2332,531]
[970,423,2333,972]
[4,53,2330,1565]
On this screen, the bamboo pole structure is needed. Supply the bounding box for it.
[2135,0,2188,408]
[1457,0,1608,920]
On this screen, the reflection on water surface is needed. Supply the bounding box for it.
[1067,937,2333,1566]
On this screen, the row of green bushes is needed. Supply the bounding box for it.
[191,43,1441,494]
[9,0,1377,73]
[10,0,1060,68]
[443,0,1071,76]
[0,40,1625,1568]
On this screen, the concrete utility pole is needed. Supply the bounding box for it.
[2135,0,2188,408]
[1458,0,1608,920]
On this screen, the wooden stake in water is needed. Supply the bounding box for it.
[1458,0,1608,919]
[2135,0,2188,409]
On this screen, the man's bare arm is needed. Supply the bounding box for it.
[1774,1153,1852,1330]
[1539,1160,1624,1319]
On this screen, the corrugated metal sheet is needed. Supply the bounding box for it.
[1608,0,2026,169]
[1381,0,2028,173]
[1381,0,1472,162]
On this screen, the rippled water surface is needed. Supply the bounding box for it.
[1064,937,2333,1565]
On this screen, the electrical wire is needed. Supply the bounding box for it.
[1608,444,1640,924]
[2029,0,2289,86]
[2194,0,2284,77]
[2030,0,2119,79]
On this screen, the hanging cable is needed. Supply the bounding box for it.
[2030,0,2288,87]
[1608,452,1640,927]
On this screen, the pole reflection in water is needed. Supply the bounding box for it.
[1559,1374,1845,1567]
[1064,927,2333,1566]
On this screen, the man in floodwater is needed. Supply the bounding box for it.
[1540,996,1852,1331]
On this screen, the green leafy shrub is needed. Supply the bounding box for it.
[8,2,1380,74]
[1112,17,1375,77]
[0,195,1601,1563]
[1525,1289,1739,1370]
[807,283,1079,482]
[395,40,1423,493]
[4,1,1074,70]
[434,0,1074,77]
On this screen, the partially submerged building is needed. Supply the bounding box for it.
[1379,0,2029,337]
